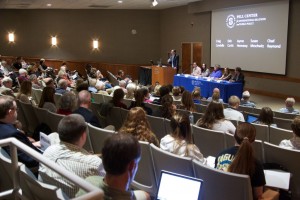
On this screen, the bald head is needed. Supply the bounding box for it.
[213,88,220,93]
[78,90,91,106]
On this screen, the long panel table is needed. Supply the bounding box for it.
[173,75,243,103]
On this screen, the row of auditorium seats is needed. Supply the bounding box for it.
[14,94,300,199]
[0,138,103,200]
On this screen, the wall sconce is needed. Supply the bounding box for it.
[51,36,57,46]
[8,33,15,43]
[93,40,99,49]
[152,0,158,7]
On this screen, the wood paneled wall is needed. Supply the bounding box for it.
[3,56,141,81]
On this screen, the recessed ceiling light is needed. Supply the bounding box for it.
[46,3,52,7]
[118,1,123,3]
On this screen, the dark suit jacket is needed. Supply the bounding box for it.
[0,122,40,168]
[168,54,180,72]
[73,107,101,128]
[231,73,245,84]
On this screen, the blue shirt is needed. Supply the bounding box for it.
[210,69,222,78]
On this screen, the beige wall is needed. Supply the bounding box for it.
[0,9,160,65]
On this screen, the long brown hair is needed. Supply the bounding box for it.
[119,107,159,146]
[196,101,224,129]
[228,122,256,176]
[161,94,176,119]
[180,91,195,112]
[170,113,193,144]
[257,107,274,125]
[39,86,55,108]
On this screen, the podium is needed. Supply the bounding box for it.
[151,66,176,85]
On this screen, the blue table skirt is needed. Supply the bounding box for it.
[173,75,243,103]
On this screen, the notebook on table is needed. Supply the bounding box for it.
[156,170,203,200]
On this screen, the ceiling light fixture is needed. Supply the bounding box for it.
[118,1,123,3]
[46,3,52,7]
[152,0,158,7]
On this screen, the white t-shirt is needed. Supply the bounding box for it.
[212,119,236,135]
[160,134,206,164]
[224,108,245,122]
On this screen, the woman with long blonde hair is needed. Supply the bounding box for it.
[119,107,159,146]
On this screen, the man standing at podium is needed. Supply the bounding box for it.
[168,49,179,74]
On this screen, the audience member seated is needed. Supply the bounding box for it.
[76,133,150,200]
[240,91,256,108]
[73,90,101,128]
[12,56,23,70]
[172,86,181,101]
[88,68,105,91]
[30,74,43,89]
[230,67,245,84]
[57,92,77,115]
[141,87,152,103]
[196,101,236,134]
[39,58,48,74]
[224,96,245,122]
[119,80,127,93]
[215,122,265,200]
[27,62,40,76]
[16,80,35,104]
[279,116,300,150]
[39,114,105,198]
[129,89,152,115]
[155,94,176,119]
[278,97,300,114]
[219,67,232,81]
[119,107,159,146]
[55,79,68,95]
[45,78,55,88]
[116,69,125,81]
[176,90,196,112]
[0,96,40,168]
[152,85,170,105]
[152,82,161,97]
[207,88,224,103]
[253,107,277,127]
[39,86,57,113]
[125,82,137,100]
[0,77,15,97]
[18,68,29,85]
[209,64,222,79]
[191,62,201,76]
[200,63,210,77]
[160,113,206,163]
[56,70,72,86]
[110,88,127,109]
[192,88,202,104]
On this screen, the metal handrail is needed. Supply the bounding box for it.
[0,138,104,200]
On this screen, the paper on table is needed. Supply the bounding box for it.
[206,156,216,168]
[264,170,291,190]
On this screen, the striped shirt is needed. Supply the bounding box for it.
[39,141,105,198]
